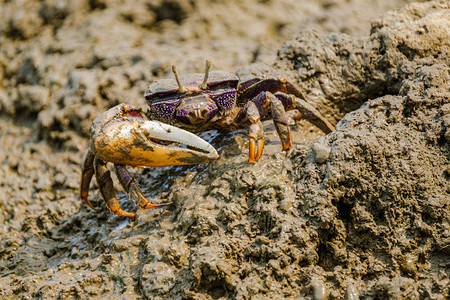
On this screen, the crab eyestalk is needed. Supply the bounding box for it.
[199,60,211,90]
[172,65,187,94]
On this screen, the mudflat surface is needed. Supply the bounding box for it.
[0,0,449,299]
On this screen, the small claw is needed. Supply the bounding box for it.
[246,102,264,163]
[248,138,264,163]
[248,136,264,163]
[249,139,256,163]
[255,137,264,161]
[90,104,218,168]
[248,120,264,163]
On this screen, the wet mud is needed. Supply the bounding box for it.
[0,0,449,299]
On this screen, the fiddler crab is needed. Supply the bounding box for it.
[80,60,334,217]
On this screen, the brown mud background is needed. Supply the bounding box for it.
[0,0,449,299]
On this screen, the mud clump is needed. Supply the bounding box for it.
[0,0,449,299]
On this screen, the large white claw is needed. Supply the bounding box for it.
[90,105,218,167]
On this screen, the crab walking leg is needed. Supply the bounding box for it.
[267,92,293,151]
[115,164,172,209]
[237,76,306,103]
[234,90,297,161]
[93,158,135,218]
[237,76,334,133]
[273,92,335,134]
[232,91,293,162]
[80,149,96,209]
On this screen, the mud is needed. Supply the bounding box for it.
[0,0,449,299]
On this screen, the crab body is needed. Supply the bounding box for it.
[144,61,335,162]
[145,70,239,132]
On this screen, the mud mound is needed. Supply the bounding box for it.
[0,0,448,299]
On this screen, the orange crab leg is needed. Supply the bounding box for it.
[115,164,172,209]
[248,127,265,163]
[94,158,136,218]
[233,92,294,162]
[267,92,293,151]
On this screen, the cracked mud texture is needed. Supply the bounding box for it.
[0,0,449,299]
